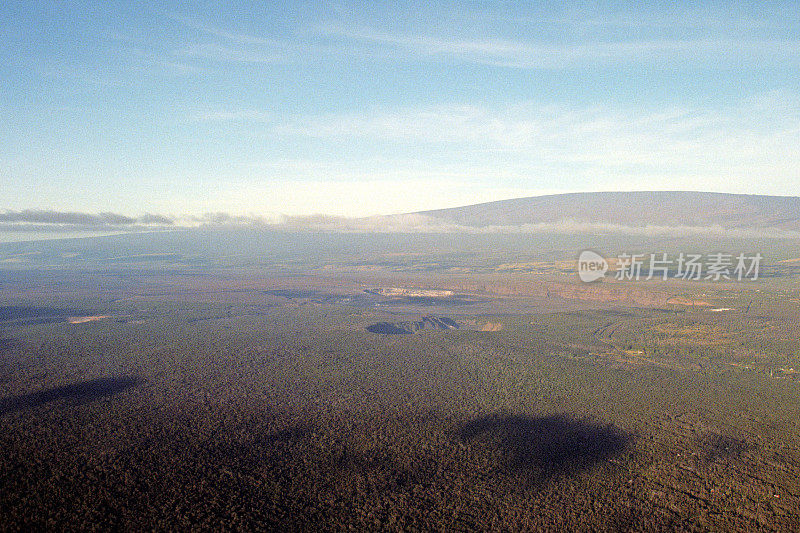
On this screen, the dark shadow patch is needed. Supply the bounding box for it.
[264,289,326,299]
[264,289,365,306]
[401,296,481,307]
[0,376,140,415]
[367,316,459,334]
[460,413,631,483]
[596,309,635,317]
[367,322,413,334]
[428,316,458,329]
[215,424,311,458]
[705,434,749,460]
[202,423,314,479]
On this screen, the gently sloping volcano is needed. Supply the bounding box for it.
[416,191,800,231]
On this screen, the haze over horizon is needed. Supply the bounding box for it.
[3,1,800,219]
[4,191,800,245]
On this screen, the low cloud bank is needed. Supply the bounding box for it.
[0,210,173,228]
[2,209,799,240]
[280,213,800,239]
[188,212,274,227]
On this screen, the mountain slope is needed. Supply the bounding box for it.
[416,191,800,230]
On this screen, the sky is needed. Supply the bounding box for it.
[2,0,800,221]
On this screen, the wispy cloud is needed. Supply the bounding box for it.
[308,23,800,69]
[164,12,800,72]
[168,14,279,46]
[167,15,388,66]
[88,5,789,84]
[267,93,800,187]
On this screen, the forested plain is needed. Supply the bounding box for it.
[2,269,800,530]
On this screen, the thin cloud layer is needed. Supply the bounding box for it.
[279,212,800,239]
[264,95,800,197]
[166,10,800,71]
[0,210,174,231]
[309,23,800,69]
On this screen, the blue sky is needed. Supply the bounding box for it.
[2,1,800,219]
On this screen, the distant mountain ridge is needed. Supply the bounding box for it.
[415,191,800,230]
